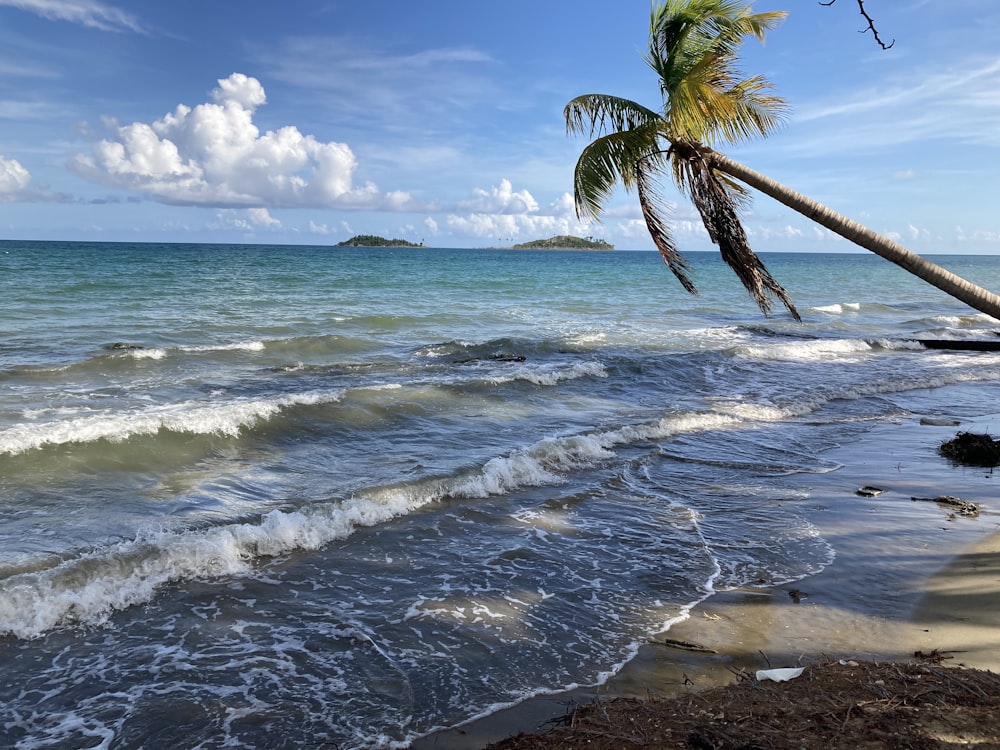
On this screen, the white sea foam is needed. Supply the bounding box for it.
[0,390,343,455]
[0,407,745,637]
[811,302,862,315]
[710,362,1000,424]
[605,412,741,444]
[8,357,998,639]
[20,406,90,420]
[735,338,872,361]
[565,331,607,346]
[124,347,167,360]
[417,342,475,358]
[179,341,266,353]
[0,488,429,639]
[113,341,265,361]
[713,402,792,421]
[931,312,999,327]
[489,360,607,386]
[452,412,744,499]
[870,338,925,351]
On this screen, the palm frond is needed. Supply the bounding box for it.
[571,121,666,220]
[667,50,788,144]
[648,1,788,145]
[650,2,785,74]
[635,165,696,294]
[702,7,787,52]
[685,153,800,320]
[659,1,786,47]
[565,0,800,320]
[720,75,789,141]
[564,95,661,139]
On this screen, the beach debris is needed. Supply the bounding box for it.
[939,431,1000,467]
[702,611,723,621]
[787,588,808,604]
[499,660,1000,750]
[855,485,883,497]
[911,495,980,518]
[914,649,964,664]
[452,353,526,364]
[920,416,961,426]
[655,637,718,654]
[755,667,804,682]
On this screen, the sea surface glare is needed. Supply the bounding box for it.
[1,241,999,748]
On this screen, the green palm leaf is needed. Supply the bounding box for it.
[570,118,666,219]
[564,95,661,140]
[565,0,798,319]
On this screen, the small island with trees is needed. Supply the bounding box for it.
[509,235,614,251]
[337,235,423,248]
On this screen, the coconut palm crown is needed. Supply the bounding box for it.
[566,1,1000,323]
[566,0,800,319]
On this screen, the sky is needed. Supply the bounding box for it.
[0,0,998,253]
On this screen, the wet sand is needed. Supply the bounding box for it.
[413,412,1000,749]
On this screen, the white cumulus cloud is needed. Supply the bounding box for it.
[70,73,413,210]
[549,192,577,218]
[247,207,280,227]
[211,208,283,232]
[308,220,335,236]
[459,178,538,214]
[0,154,31,198]
[445,179,599,241]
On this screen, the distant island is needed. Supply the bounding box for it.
[337,235,423,248]
[509,235,614,251]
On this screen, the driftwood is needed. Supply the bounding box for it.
[655,638,718,654]
[911,495,980,518]
[917,339,1000,351]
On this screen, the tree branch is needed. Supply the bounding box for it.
[819,0,894,49]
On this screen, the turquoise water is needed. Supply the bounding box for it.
[1,241,999,748]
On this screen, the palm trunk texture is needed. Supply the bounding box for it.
[708,151,1000,321]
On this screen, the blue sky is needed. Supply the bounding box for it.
[0,0,998,252]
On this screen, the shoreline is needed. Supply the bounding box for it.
[413,408,1000,749]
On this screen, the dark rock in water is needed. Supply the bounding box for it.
[856,486,884,497]
[452,354,527,364]
[787,588,808,604]
[108,342,144,350]
[939,432,1000,467]
[920,417,961,427]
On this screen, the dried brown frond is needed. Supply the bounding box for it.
[683,149,800,320]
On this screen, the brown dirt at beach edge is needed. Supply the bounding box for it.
[484,660,1000,750]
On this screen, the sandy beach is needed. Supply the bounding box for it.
[414,408,1000,748]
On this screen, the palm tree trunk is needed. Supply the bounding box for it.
[707,150,1000,321]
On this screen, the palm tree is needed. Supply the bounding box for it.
[565,0,1000,321]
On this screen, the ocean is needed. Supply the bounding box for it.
[1,240,999,749]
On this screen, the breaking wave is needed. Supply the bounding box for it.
[0,390,343,455]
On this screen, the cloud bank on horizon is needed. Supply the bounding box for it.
[0,0,998,252]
